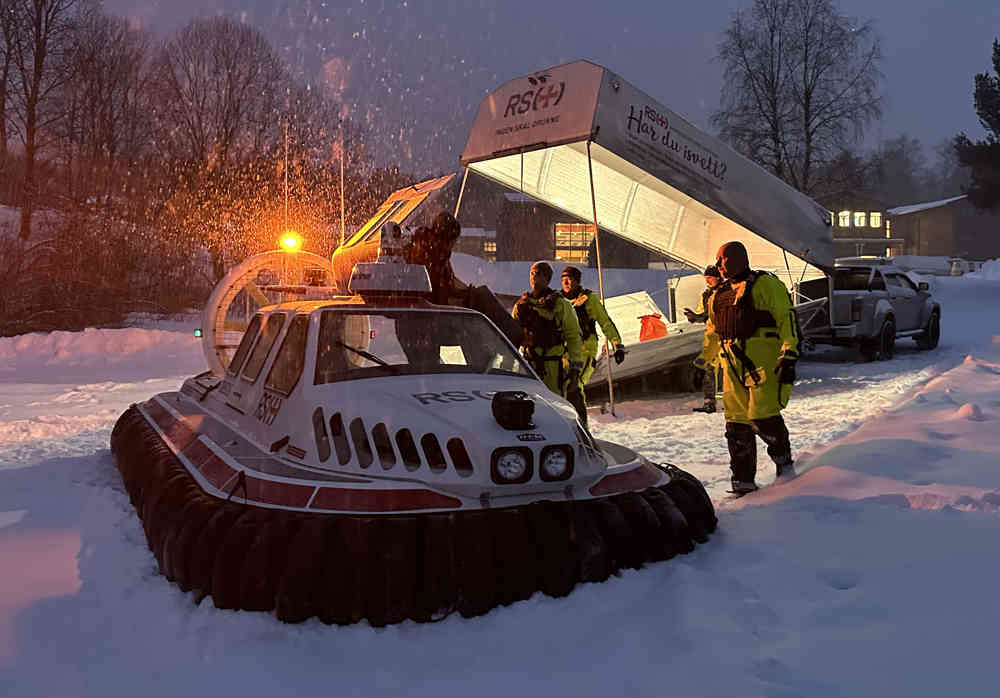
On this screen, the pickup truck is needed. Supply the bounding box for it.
[795,261,941,360]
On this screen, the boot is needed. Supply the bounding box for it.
[725,421,757,485]
[751,415,793,474]
[693,399,716,414]
[728,479,758,496]
[775,458,796,479]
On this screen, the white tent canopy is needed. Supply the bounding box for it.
[460,60,833,286]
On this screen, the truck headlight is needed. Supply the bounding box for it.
[491,448,532,484]
[540,446,573,481]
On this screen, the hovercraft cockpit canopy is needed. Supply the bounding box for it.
[313,308,534,385]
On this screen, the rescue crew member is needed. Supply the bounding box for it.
[705,241,799,495]
[560,266,625,428]
[512,261,584,399]
[685,265,723,413]
[406,211,464,305]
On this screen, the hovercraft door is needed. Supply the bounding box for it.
[228,313,288,416]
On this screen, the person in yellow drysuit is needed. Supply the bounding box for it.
[704,241,799,495]
[686,265,723,413]
[512,262,584,398]
[559,266,625,428]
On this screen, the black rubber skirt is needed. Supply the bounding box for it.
[111,406,717,626]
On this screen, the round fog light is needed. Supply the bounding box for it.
[495,450,528,482]
[540,446,573,481]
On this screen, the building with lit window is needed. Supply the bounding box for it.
[496,192,653,267]
[453,227,498,262]
[819,193,900,258]
[887,195,1000,259]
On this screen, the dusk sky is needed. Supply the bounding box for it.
[104,0,1000,173]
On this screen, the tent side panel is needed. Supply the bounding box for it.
[591,70,833,270]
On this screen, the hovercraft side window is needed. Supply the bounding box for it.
[242,313,287,382]
[265,315,309,396]
[228,314,262,376]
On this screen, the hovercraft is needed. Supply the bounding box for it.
[110,182,716,626]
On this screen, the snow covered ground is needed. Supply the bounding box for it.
[2,276,1000,697]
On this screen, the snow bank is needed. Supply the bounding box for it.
[966,258,1000,281]
[2,274,1000,697]
[0,327,204,385]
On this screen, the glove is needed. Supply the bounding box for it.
[683,307,697,323]
[775,356,797,384]
[613,346,626,365]
[693,356,708,370]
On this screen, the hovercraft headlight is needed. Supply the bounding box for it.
[540,445,573,481]
[491,448,532,484]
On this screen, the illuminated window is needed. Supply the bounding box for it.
[838,211,851,227]
[885,219,891,239]
[854,211,866,227]
[482,240,496,253]
[554,223,594,263]
[870,212,882,228]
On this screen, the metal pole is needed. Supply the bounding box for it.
[284,122,289,228]
[587,140,615,416]
[339,123,346,247]
[454,167,470,218]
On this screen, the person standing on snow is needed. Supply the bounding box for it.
[685,265,723,413]
[708,241,799,495]
[513,262,584,400]
[559,265,625,429]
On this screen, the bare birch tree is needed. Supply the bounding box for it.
[7,0,85,238]
[713,0,883,196]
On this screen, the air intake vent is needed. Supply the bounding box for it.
[329,412,352,465]
[350,417,374,468]
[396,429,421,471]
[421,434,446,473]
[372,422,396,469]
[447,438,473,477]
[312,407,330,463]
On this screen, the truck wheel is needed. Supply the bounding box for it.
[916,312,940,350]
[860,319,895,361]
[877,319,896,360]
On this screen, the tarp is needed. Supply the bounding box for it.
[460,61,833,283]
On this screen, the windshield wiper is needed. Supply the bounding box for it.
[334,340,399,373]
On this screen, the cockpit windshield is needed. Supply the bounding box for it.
[314,309,534,384]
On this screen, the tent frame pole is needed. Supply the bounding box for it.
[587,140,615,417]
[454,168,470,218]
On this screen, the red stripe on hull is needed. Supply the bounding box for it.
[242,476,315,508]
[181,439,215,469]
[200,454,238,490]
[143,400,172,431]
[588,464,662,496]
[309,487,461,512]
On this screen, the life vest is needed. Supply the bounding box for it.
[566,289,598,340]
[515,289,563,352]
[712,271,780,341]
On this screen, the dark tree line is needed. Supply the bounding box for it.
[954,38,1000,211]
[0,2,401,336]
